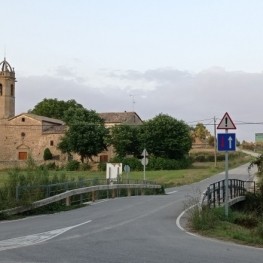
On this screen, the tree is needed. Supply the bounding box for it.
[58,107,108,162]
[193,123,211,140]
[140,114,192,159]
[30,98,84,120]
[109,125,141,157]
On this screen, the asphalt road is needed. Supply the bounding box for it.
[0,163,262,263]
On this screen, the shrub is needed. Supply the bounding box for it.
[109,156,192,171]
[66,160,80,171]
[80,163,91,171]
[98,162,106,171]
[233,212,259,228]
[43,148,53,161]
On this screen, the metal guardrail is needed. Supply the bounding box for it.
[15,178,158,201]
[200,179,255,208]
[2,179,161,216]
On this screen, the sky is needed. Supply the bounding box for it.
[1,0,263,142]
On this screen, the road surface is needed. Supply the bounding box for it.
[0,163,262,263]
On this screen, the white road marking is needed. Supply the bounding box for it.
[176,204,199,237]
[166,190,178,195]
[0,220,92,252]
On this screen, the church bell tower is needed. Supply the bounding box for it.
[0,58,16,119]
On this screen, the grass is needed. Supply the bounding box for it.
[188,206,263,247]
[0,152,251,188]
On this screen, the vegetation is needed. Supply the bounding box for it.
[43,148,53,161]
[187,153,263,247]
[58,107,108,163]
[30,98,84,120]
[141,114,192,159]
[109,124,142,157]
[188,199,263,247]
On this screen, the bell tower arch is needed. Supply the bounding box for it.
[0,58,16,119]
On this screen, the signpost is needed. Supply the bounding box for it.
[217,133,236,152]
[217,112,236,217]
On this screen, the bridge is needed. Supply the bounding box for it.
[1,179,162,216]
[199,179,255,209]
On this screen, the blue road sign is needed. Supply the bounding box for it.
[217,133,236,151]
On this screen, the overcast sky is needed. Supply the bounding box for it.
[1,0,263,141]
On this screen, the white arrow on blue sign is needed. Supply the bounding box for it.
[217,133,236,151]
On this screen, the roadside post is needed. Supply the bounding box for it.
[217,112,236,217]
[141,149,149,181]
[124,164,131,182]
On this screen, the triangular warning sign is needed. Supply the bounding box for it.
[217,112,236,130]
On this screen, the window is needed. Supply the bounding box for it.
[22,118,25,122]
[11,84,14,96]
[21,132,25,138]
[50,140,54,146]
[0,84,2,96]
[100,155,108,162]
[18,152,28,160]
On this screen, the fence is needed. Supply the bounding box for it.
[200,179,255,208]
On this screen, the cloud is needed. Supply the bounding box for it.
[15,67,263,141]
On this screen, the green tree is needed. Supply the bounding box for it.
[141,114,192,159]
[58,107,108,162]
[30,98,84,120]
[109,125,142,157]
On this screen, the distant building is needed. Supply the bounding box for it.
[255,133,263,143]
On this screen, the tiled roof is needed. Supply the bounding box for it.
[99,112,143,124]
[9,113,65,125]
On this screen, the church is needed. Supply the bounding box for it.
[0,58,143,169]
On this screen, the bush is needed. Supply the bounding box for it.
[80,163,91,171]
[66,160,80,171]
[108,156,192,171]
[233,212,259,228]
[98,162,106,171]
[43,148,53,161]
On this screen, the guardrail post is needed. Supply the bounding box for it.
[127,188,131,197]
[112,189,115,198]
[141,189,145,196]
[16,185,19,201]
[66,196,71,206]
[207,187,211,208]
[230,180,233,199]
[92,191,96,202]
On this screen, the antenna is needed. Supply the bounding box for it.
[129,94,136,112]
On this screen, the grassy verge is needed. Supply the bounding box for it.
[188,205,263,247]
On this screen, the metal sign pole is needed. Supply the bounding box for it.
[143,150,146,181]
[217,112,236,218]
[225,150,229,218]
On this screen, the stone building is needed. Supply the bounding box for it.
[0,58,144,169]
[0,58,67,169]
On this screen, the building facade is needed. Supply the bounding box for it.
[0,58,144,169]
